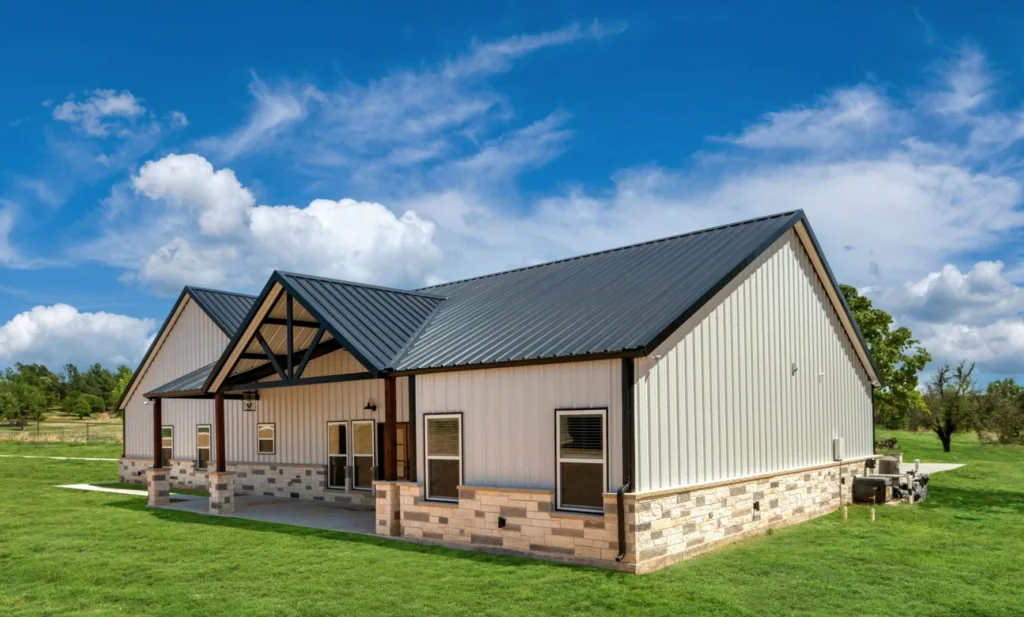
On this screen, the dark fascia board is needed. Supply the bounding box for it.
[184,286,257,336]
[201,275,284,394]
[795,214,884,387]
[116,288,191,410]
[272,272,382,374]
[639,210,882,387]
[203,271,386,393]
[389,348,646,377]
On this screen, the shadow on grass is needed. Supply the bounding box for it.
[927,486,1024,513]
[102,498,629,576]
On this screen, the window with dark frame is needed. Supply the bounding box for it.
[425,414,461,501]
[160,425,173,468]
[327,422,347,489]
[196,425,211,470]
[257,423,276,455]
[556,409,606,512]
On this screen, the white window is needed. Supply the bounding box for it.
[161,426,173,467]
[257,423,276,455]
[556,409,606,513]
[425,414,462,501]
[196,425,211,470]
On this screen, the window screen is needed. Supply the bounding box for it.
[556,410,605,512]
[425,415,461,501]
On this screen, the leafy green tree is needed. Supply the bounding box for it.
[979,378,1024,444]
[0,379,48,428]
[110,365,133,410]
[68,396,92,420]
[841,285,932,429]
[923,362,977,452]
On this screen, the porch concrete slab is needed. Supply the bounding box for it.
[155,493,376,535]
[900,462,964,474]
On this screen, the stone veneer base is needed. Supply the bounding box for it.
[377,458,872,574]
[120,458,375,508]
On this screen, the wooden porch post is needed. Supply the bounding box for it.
[215,391,226,473]
[151,398,162,468]
[383,377,397,481]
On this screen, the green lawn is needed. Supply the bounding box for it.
[1,432,1021,617]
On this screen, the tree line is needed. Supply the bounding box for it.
[0,363,133,426]
[842,286,1024,451]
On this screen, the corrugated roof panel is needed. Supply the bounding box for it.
[146,361,215,396]
[186,288,258,336]
[394,211,802,370]
[277,272,445,371]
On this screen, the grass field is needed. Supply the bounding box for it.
[1,432,1021,616]
[0,413,122,443]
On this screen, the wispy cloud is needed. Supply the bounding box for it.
[52,89,147,137]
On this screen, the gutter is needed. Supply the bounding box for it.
[616,357,636,562]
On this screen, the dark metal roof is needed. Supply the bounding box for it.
[146,362,215,397]
[163,208,878,396]
[276,272,446,372]
[186,287,257,336]
[393,210,808,371]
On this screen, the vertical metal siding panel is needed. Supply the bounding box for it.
[414,360,620,491]
[636,231,873,492]
[124,300,228,459]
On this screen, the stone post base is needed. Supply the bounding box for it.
[208,471,236,515]
[146,468,170,507]
[374,480,401,536]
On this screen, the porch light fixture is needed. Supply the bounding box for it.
[364,398,377,412]
[242,390,258,413]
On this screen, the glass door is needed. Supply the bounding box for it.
[327,422,347,490]
[352,420,375,490]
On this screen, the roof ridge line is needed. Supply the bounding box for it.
[185,286,258,299]
[415,209,802,291]
[275,270,447,300]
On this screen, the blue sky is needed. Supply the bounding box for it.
[3,2,1024,381]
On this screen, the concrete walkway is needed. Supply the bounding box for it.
[1,454,118,461]
[56,483,205,499]
[155,493,376,535]
[900,462,964,474]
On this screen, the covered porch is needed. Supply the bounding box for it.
[142,273,435,527]
[154,492,376,535]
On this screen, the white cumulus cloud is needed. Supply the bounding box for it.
[0,304,155,369]
[132,153,255,236]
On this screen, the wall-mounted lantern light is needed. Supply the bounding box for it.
[364,398,377,412]
[242,390,258,413]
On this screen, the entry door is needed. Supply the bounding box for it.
[352,420,375,490]
[327,422,347,490]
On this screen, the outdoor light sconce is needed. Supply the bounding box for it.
[242,390,258,413]
[364,398,377,412]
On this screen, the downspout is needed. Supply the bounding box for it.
[616,357,636,562]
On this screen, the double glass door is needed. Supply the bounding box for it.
[327,420,376,490]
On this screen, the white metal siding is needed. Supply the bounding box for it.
[634,230,873,493]
[415,360,622,491]
[232,350,409,465]
[124,300,229,459]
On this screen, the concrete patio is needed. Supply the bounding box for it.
[154,493,376,535]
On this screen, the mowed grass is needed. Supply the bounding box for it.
[1,433,1021,617]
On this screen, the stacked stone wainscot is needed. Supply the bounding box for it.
[376,458,871,574]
